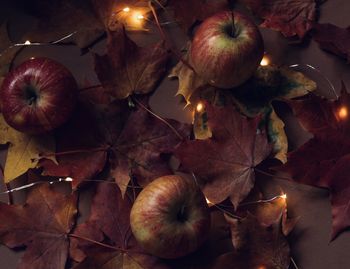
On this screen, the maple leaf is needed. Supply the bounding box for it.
[0,184,77,269]
[40,101,110,189]
[312,22,350,62]
[191,65,315,163]
[109,102,191,197]
[71,183,169,269]
[94,27,170,99]
[281,84,350,239]
[0,114,56,183]
[175,102,272,208]
[21,0,105,49]
[168,0,231,33]
[242,0,319,39]
[210,194,297,269]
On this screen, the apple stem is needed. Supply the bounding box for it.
[230,11,236,37]
[132,97,185,140]
[148,1,195,72]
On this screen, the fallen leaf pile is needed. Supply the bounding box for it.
[0,0,349,268]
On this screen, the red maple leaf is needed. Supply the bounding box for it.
[175,102,272,208]
[281,84,350,239]
[70,183,169,269]
[312,23,350,62]
[168,0,231,33]
[94,27,170,99]
[0,185,77,269]
[242,0,319,39]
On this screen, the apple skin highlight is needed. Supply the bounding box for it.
[130,175,211,259]
[191,11,264,89]
[0,57,77,134]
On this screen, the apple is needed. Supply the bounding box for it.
[0,57,78,134]
[130,175,211,259]
[191,11,264,89]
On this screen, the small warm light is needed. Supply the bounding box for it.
[24,40,31,45]
[123,7,130,12]
[137,14,144,20]
[257,266,267,269]
[281,193,287,200]
[30,57,35,60]
[260,55,270,66]
[338,106,348,119]
[64,177,73,182]
[196,102,204,113]
[205,197,212,205]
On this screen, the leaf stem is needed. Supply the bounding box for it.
[40,146,110,159]
[254,168,293,181]
[69,233,125,252]
[148,1,195,72]
[132,97,184,140]
[78,84,103,92]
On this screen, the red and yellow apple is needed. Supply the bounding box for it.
[191,11,264,89]
[130,175,211,259]
[0,57,77,134]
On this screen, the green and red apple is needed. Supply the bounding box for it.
[130,175,211,259]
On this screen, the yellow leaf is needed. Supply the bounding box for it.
[0,115,56,183]
[168,50,207,106]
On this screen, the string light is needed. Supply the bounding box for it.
[238,193,287,207]
[260,54,270,66]
[196,102,204,113]
[338,106,348,119]
[24,40,31,45]
[123,7,130,12]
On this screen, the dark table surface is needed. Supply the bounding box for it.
[1,1,350,268]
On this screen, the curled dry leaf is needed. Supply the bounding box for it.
[71,183,169,269]
[281,84,350,239]
[94,27,170,99]
[242,0,318,39]
[175,102,272,208]
[312,23,350,62]
[0,184,78,269]
[168,0,231,33]
[0,114,56,183]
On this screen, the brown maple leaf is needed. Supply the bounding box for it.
[40,101,110,189]
[109,102,191,197]
[0,184,77,269]
[168,0,231,33]
[312,23,350,62]
[71,183,169,269]
[175,102,272,208]
[212,196,294,269]
[242,0,319,39]
[21,0,105,49]
[94,27,170,99]
[281,84,350,239]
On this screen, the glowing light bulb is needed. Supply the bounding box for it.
[123,7,130,12]
[338,106,348,119]
[30,57,35,60]
[196,102,204,113]
[281,193,287,200]
[260,55,270,66]
[64,177,73,182]
[205,197,212,205]
[137,14,144,20]
[24,40,31,45]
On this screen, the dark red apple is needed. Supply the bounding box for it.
[130,175,211,259]
[191,11,264,89]
[0,57,77,134]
